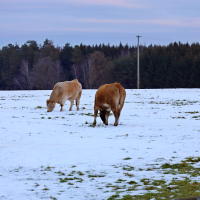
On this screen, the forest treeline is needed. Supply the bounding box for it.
[0,39,200,90]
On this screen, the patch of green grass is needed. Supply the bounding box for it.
[161,160,200,177]
[192,115,200,119]
[88,174,105,178]
[185,111,199,114]
[161,162,190,170]
[124,157,132,160]
[88,124,96,127]
[68,170,76,176]
[141,178,151,185]
[126,186,138,192]
[185,156,200,163]
[152,179,166,186]
[41,166,54,171]
[35,183,40,187]
[115,179,127,183]
[80,113,92,116]
[123,165,134,171]
[127,181,137,185]
[50,196,57,200]
[54,171,65,176]
[59,177,74,183]
[75,177,83,182]
[77,171,85,176]
[171,116,186,119]
[106,184,125,190]
[108,157,200,200]
[107,193,120,200]
[144,185,157,190]
[42,187,49,191]
[35,106,43,109]
[172,101,189,106]
[124,173,134,177]
[119,179,200,200]
[149,101,166,105]
[121,195,134,200]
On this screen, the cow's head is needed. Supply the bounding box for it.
[46,100,56,112]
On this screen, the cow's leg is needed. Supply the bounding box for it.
[60,104,64,111]
[100,110,106,124]
[76,98,80,111]
[76,91,82,111]
[104,111,110,125]
[69,100,74,111]
[93,108,98,125]
[113,109,120,126]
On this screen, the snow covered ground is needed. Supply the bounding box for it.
[0,89,200,200]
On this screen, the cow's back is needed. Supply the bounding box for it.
[62,80,81,98]
[50,80,82,101]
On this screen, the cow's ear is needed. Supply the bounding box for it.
[46,100,49,104]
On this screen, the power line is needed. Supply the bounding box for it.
[136,35,141,89]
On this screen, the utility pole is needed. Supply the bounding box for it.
[136,35,141,89]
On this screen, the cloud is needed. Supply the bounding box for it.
[70,0,146,8]
[1,0,146,9]
[78,18,200,28]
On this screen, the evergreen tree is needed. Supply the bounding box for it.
[113,55,137,89]
[60,43,73,81]
[0,44,21,89]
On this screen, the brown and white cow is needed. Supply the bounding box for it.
[46,79,82,112]
[93,82,126,126]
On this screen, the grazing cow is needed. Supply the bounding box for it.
[93,82,126,126]
[46,79,82,112]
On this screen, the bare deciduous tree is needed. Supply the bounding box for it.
[72,64,79,80]
[14,60,32,90]
[81,57,92,89]
[88,51,114,89]
[30,56,62,90]
[72,51,114,89]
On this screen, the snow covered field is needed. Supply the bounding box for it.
[0,89,200,200]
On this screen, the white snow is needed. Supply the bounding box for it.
[0,89,200,200]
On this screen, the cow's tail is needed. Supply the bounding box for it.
[115,82,126,111]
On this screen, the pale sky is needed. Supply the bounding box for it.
[0,0,200,48]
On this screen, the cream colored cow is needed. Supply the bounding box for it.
[93,82,126,126]
[46,79,82,112]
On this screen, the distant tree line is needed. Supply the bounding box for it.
[0,39,200,90]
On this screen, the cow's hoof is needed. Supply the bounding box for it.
[114,123,118,126]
